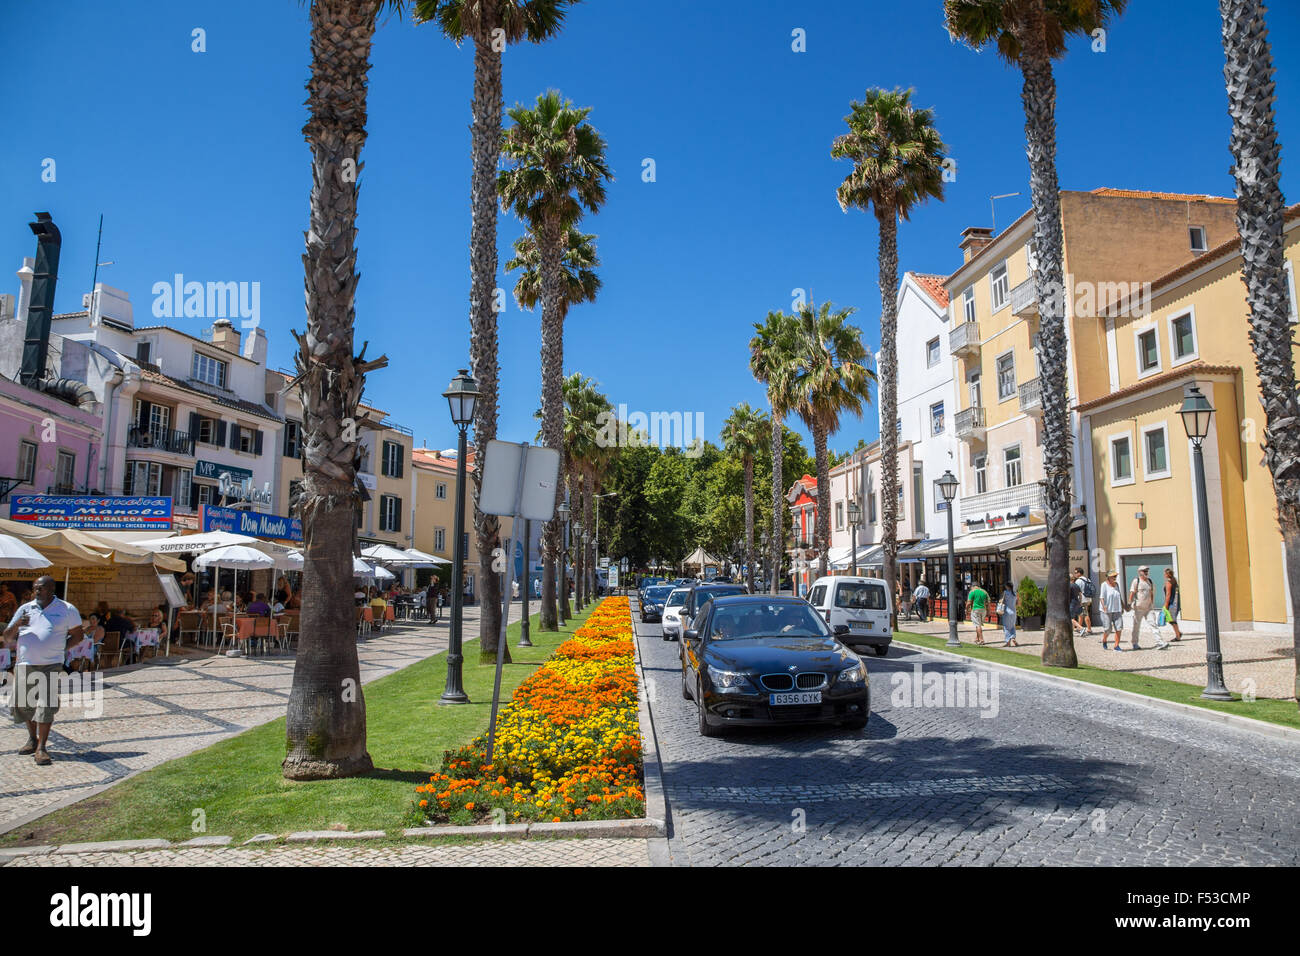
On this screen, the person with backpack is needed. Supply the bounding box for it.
[1072,568,1095,636]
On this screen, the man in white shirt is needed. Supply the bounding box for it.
[4,576,84,765]
[1099,569,1126,651]
[1128,565,1155,650]
[912,581,930,622]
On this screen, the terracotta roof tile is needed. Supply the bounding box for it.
[139,368,282,423]
[909,272,950,308]
[1074,362,1240,413]
[1089,187,1234,204]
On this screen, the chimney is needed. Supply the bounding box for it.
[15,256,34,324]
[959,226,994,263]
[20,213,61,388]
[242,325,267,366]
[210,318,240,354]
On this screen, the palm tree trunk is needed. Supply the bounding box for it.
[770,412,784,593]
[538,223,565,630]
[1019,19,1077,668]
[877,208,900,623]
[561,468,575,618]
[284,0,379,781]
[1221,0,1300,702]
[584,470,595,602]
[744,454,755,592]
[813,421,831,580]
[469,36,507,666]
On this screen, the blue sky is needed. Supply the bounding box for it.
[3,0,1297,456]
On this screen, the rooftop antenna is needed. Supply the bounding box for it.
[989,192,1021,235]
[89,213,114,318]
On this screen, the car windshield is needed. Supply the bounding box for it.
[707,602,830,641]
[646,586,673,601]
[696,586,744,606]
[835,583,887,610]
[666,589,688,607]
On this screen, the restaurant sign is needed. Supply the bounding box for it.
[201,505,302,542]
[194,459,254,483]
[8,495,173,530]
[1009,548,1091,587]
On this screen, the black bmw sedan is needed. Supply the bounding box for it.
[639,584,676,623]
[680,595,869,736]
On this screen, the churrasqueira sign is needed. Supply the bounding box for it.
[8,495,172,530]
[201,504,302,542]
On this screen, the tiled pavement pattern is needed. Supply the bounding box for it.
[5,839,650,867]
[639,616,1300,866]
[904,617,1296,700]
[0,600,526,834]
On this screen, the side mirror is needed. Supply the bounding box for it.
[684,628,699,642]
[833,624,850,636]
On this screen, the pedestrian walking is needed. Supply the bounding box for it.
[1155,569,1183,649]
[1072,567,1095,636]
[3,576,85,766]
[1127,565,1155,650]
[1098,570,1125,650]
[967,581,990,645]
[998,582,1019,646]
[913,580,930,623]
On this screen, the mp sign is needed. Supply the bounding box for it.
[8,495,172,530]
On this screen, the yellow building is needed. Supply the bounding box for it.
[1079,204,1300,633]
[941,189,1240,577]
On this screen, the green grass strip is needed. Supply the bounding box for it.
[2,604,596,847]
[894,630,1300,731]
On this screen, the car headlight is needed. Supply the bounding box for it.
[837,662,866,685]
[707,666,752,691]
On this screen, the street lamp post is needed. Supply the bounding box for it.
[440,369,479,704]
[1179,384,1232,700]
[936,470,961,647]
[518,518,532,647]
[594,491,616,596]
[848,499,861,576]
[557,501,570,627]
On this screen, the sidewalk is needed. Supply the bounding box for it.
[0,600,527,836]
[900,617,1296,700]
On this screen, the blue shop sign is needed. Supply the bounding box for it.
[201,504,302,542]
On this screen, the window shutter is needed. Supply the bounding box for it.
[137,400,152,427]
[254,430,264,455]
[215,420,227,446]
[394,498,401,533]
[396,452,403,480]
[230,424,241,449]
[189,412,200,440]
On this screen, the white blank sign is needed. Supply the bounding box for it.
[479,440,561,521]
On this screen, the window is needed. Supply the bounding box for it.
[379,494,402,533]
[868,492,877,524]
[835,501,844,530]
[1026,239,1039,273]
[197,417,220,445]
[1004,445,1023,488]
[1167,310,1197,364]
[135,341,151,364]
[973,453,988,494]
[283,420,302,459]
[434,528,446,552]
[124,461,163,496]
[175,467,193,508]
[1286,260,1298,324]
[239,427,254,454]
[990,261,1009,311]
[1189,226,1207,253]
[461,532,470,560]
[930,401,945,436]
[926,337,940,367]
[896,419,902,437]
[962,286,976,323]
[1142,424,1170,480]
[381,440,404,478]
[196,482,218,507]
[969,370,982,409]
[18,440,37,483]
[996,351,1016,400]
[1110,434,1134,486]
[192,352,228,388]
[435,482,447,500]
[1136,326,1161,375]
[54,451,76,492]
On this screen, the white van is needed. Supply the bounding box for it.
[807,576,892,656]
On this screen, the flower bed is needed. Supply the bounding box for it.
[412,597,644,825]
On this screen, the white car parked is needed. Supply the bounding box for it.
[806,576,892,656]
[660,587,690,641]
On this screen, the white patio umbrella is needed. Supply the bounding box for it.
[0,533,54,570]
[133,530,292,557]
[400,547,450,566]
[279,550,306,571]
[193,545,277,642]
[352,556,394,582]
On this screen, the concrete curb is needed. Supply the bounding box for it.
[631,611,670,839]
[285,830,388,843]
[893,639,1300,743]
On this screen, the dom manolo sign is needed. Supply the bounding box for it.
[201,505,302,542]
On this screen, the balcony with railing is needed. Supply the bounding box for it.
[953,405,986,441]
[127,425,195,456]
[1019,377,1043,415]
[1011,278,1037,317]
[948,320,981,357]
[959,481,1045,517]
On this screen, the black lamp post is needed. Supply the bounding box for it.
[440,368,479,705]
[518,518,533,647]
[848,499,862,576]
[557,500,569,627]
[1179,383,1232,700]
[936,469,961,647]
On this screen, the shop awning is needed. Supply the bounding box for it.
[0,517,111,567]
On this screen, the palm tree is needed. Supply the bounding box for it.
[789,301,876,579]
[750,310,799,594]
[498,90,612,630]
[506,227,601,314]
[283,0,406,781]
[1220,0,1300,703]
[417,0,576,663]
[560,373,598,611]
[832,86,946,624]
[944,0,1126,668]
[721,403,771,593]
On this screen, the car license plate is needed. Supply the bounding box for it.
[770,691,822,705]
[850,621,872,630]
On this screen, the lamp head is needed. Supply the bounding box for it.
[442,368,481,428]
[1179,383,1215,442]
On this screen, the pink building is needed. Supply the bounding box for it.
[0,375,104,500]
